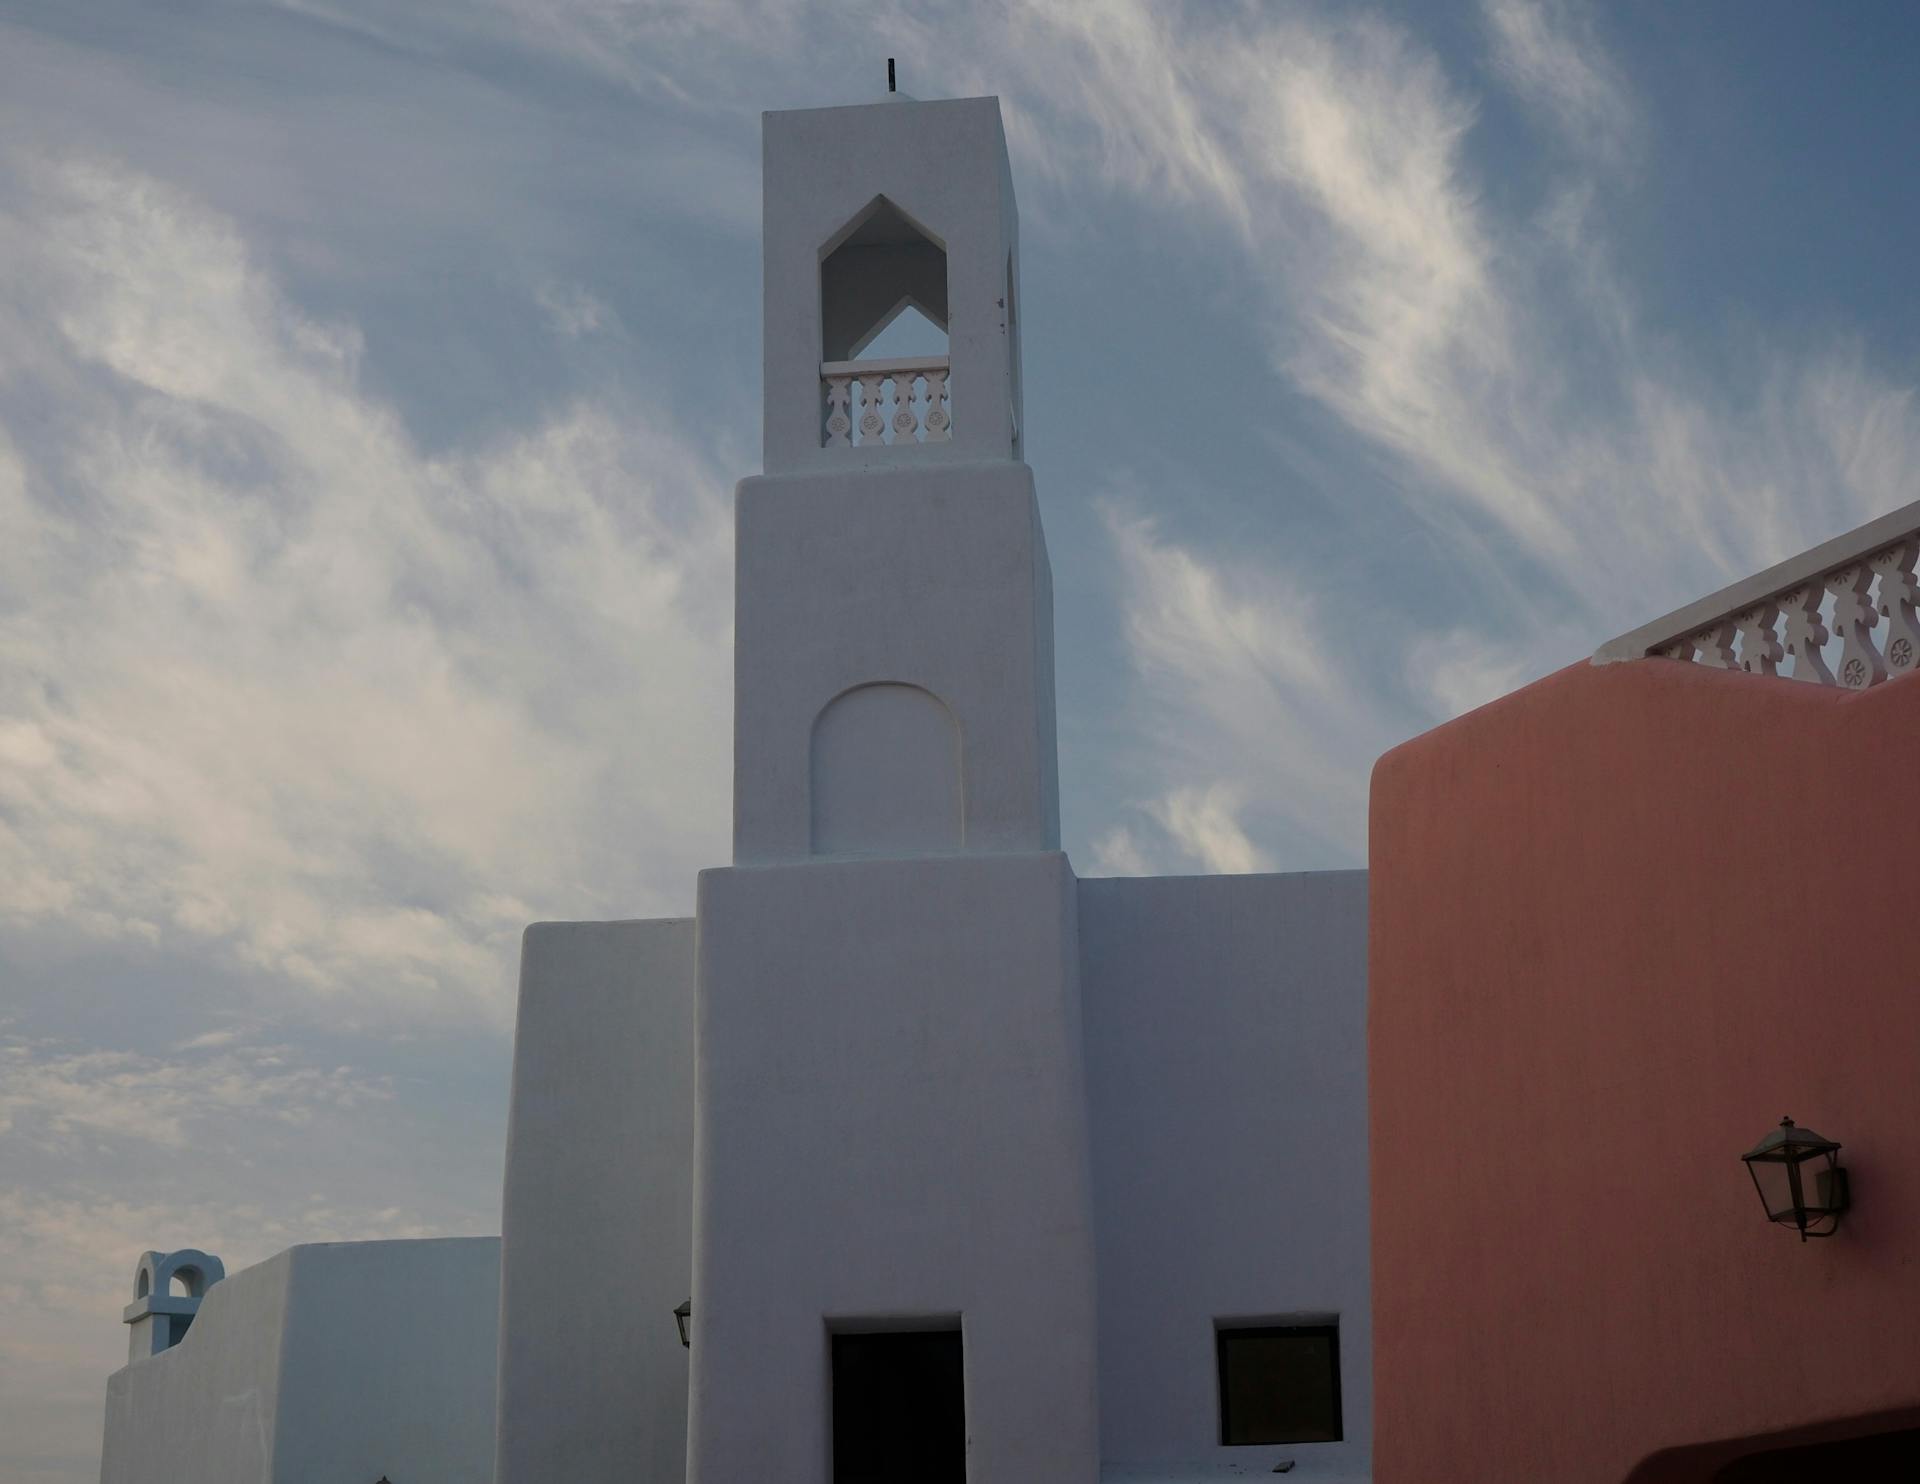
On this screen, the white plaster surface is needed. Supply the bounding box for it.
[1081,871,1372,1480]
[762,96,1020,472]
[732,460,1058,864]
[495,917,696,1484]
[690,852,1100,1483]
[100,1237,499,1484]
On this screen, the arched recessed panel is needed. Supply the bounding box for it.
[811,683,962,857]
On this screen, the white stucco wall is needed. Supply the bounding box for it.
[690,852,1100,1483]
[1080,871,1371,1482]
[495,917,696,1484]
[271,1239,499,1482]
[732,460,1058,864]
[100,1237,499,1484]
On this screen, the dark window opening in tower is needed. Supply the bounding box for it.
[819,195,951,447]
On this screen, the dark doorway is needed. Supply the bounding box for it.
[831,1328,965,1483]
[1714,1426,1920,1481]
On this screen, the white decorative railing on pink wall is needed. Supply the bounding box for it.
[821,356,951,448]
[1593,500,1920,688]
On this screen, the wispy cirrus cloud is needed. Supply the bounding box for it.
[0,151,733,1028]
[1091,506,1414,871]
[0,1035,388,1150]
[981,0,1920,868]
[215,3,1919,879]
[1481,0,1637,162]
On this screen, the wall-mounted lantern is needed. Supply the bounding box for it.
[1741,1117,1849,1241]
[674,1299,692,1348]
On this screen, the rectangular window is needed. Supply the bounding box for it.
[1216,1322,1343,1445]
[831,1328,965,1482]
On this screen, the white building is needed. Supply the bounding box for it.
[99,1238,499,1484]
[99,88,1372,1484]
[496,91,1371,1484]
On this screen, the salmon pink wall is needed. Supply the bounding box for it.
[1369,659,1920,1484]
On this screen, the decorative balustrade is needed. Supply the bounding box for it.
[1592,500,1920,689]
[821,356,951,448]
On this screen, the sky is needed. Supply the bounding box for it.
[3,0,1919,1477]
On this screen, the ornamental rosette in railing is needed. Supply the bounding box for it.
[1593,502,1920,689]
[821,355,951,448]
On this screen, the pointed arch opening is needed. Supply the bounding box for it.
[820,195,948,360]
[819,196,952,447]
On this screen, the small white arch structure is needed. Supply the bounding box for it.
[124,1248,225,1361]
[810,682,962,857]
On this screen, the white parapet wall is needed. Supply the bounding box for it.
[494,917,697,1484]
[100,1237,500,1484]
[1081,870,1372,1483]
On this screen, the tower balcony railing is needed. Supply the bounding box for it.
[1593,500,1920,688]
[821,355,952,448]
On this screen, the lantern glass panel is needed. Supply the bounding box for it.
[1808,1158,1842,1215]
[1748,1158,1798,1222]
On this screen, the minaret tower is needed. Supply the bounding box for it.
[689,93,1099,1481]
